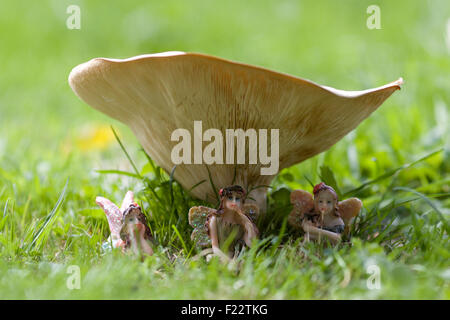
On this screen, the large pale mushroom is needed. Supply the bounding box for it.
[69,51,402,213]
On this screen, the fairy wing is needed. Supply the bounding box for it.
[120,190,135,213]
[188,206,216,248]
[243,203,259,224]
[288,189,314,229]
[96,196,123,241]
[337,198,362,226]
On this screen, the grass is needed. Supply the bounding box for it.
[0,0,449,299]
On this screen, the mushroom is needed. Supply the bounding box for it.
[69,52,402,213]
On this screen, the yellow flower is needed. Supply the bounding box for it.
[62,125,116,154]
[76,125,115,151]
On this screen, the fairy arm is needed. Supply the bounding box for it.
[208,215,230,261]
[302,220,341,244]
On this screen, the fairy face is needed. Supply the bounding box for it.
[123,207,142,225]
[224,190,244,211]
[218,185,246,212]
[314,189,337,216]
[120,205,145,240]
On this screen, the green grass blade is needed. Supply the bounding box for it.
[96,169,141,179]
[111,126,141,178]
[27,178,69,252]
[393,186,449,233]
[343,149,443,197]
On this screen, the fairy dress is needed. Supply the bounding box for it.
[189,204,259,250]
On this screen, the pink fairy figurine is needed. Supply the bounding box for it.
[96,191,153,256]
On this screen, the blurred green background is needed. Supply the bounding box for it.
[0,0,448,299]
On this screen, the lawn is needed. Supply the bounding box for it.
[0,0,448,299]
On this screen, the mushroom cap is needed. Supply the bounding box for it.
[69,51,402,207]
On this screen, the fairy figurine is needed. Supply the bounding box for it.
[188,185,259,259]
[96,191,153,256]
[288,182,362,244]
